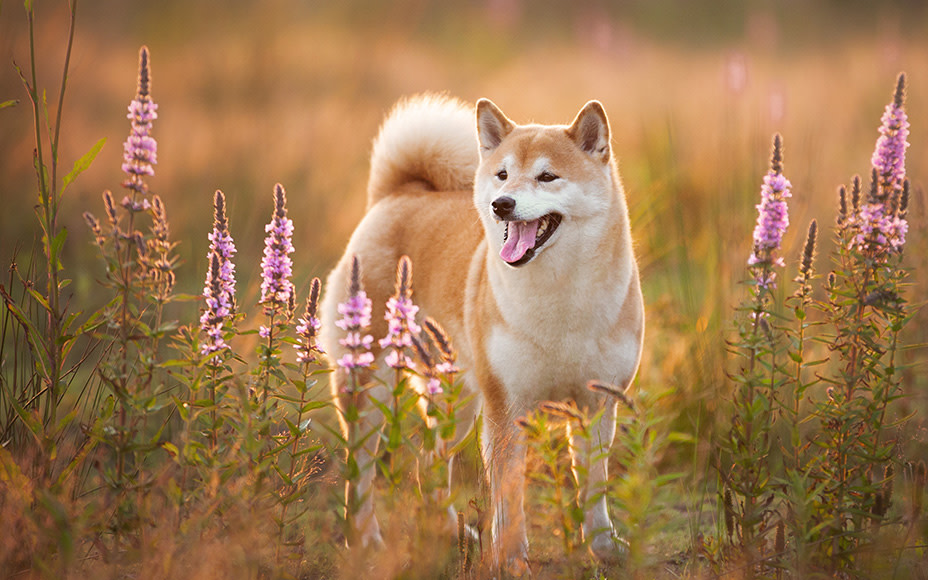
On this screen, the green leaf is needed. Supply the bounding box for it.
[0,99,19,110]
[49,227,68,270]
[301,400,328,414]
[284,418,300,438]
[62,137,105,192]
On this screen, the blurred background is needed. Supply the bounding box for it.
[2,0,927,429]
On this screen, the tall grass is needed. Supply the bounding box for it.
[1,4,926,580]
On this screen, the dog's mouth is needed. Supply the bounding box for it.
[499,213,563,267]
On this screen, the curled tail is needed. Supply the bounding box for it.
[367,94,478,208]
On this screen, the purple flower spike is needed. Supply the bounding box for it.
[851,201,908,256]
[850,75,910,259]
[748,135,791,288]
[200,252,232,362]
[336,256,375,374]
[259,184,295,315]
[379,256,421,370]
[871,74,909,199]
[206,190,237,315]
[122,47,159,196]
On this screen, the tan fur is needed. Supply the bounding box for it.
[366,94,478,209]
[320,94,644,572]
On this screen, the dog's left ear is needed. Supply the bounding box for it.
[476,99,514,155]
[567,101,611,163]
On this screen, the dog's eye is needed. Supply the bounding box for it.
[537,171,559,183]
[496,169,508,181]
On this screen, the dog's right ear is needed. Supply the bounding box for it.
[476,99,514,155]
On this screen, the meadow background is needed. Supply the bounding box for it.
[2,0,928,578]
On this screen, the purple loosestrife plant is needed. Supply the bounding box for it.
[121,46,158,200]
[871,74,910,199]
[256,184,295,403]
[721,134,792,568]
[199,191,236,364]
[846,74,909,261]
[748,134,792,291]
[379,256,420,371]
[806,75,915,571]
[335,256,375,380]
[200,252,231,363]
[206,191,237,316]
[260,183,295,319]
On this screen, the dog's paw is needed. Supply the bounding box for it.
[589,531,628,564]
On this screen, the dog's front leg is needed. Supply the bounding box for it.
[569,398,625,562]
[483,418,530,576]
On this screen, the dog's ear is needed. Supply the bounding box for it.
[476,99,514,155]
[567,101,611,163]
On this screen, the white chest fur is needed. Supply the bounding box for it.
[482,250,638,411]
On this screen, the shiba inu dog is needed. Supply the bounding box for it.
[319,94,644,573]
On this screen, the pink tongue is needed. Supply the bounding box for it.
[500,220,539,263]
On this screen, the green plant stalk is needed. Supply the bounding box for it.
[872,316,901,459]
[276,364,320,562]
[23,1,78,437]
[261,310,277,406]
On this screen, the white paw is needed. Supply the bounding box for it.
[589,530,628,563]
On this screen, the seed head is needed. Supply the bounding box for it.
[539,400,585,425]
[800,220,817,279]
[83,212,105,247]
[423,316,457,376]
[837,185,848,226]
[587,380,637,414]
[295,277,325,365]
[102,190,118,227]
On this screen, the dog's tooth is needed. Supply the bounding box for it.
[537,217,548,239]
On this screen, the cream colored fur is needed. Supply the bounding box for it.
[319,94,644,575]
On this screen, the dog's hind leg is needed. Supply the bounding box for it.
[334,367,388,549]
[568,398,626,562]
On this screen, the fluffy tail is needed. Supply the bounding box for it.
[367,94,478,208]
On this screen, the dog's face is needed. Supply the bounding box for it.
[474,99,617,268]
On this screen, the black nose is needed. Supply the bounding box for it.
[492,196,516,219]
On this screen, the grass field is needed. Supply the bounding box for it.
[2,1,928,578]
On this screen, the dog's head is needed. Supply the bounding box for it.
[474,99,618,268]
